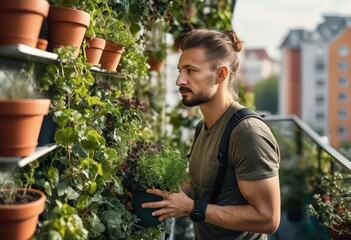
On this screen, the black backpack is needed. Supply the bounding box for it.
[189,108,264,204]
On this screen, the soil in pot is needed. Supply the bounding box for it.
[0,188,46,240]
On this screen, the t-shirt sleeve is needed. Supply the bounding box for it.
[230,124,280,181]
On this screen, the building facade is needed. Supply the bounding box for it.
[241,48,279,90]
[280,16,351,147]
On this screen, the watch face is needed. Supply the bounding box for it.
[190,211,205,222]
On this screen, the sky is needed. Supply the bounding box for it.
[232,0,351,60]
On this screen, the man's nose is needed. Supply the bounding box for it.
[176,74,187,86]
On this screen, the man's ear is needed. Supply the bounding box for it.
[215,65,230,84]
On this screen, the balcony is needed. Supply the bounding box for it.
[265,115,351,239]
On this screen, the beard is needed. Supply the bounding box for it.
[181,94,212,107]
[179,86,213,107]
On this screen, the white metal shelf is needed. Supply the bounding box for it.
[0,144,58,168]
[0,44,126,78]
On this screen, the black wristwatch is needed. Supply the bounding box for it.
[190,200,208,223]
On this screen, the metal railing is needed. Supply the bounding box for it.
[265,115,351,240]
[265,115,351,172]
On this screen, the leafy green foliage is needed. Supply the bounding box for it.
[134,145,188,193]
[308,173,351,236]
[40,201,88,240]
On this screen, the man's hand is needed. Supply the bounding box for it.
[142,189,194,221]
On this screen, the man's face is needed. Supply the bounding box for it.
[176,48,218,107]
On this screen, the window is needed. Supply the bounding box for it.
[338,126,347,138]
[338,93,347,102]
[315,112,325,120]
[338,61,348,72]
[315,95,324,105]
[338,45,348,57]
[315,60,325,72]
[316,78,325,88]
[338,109,348,119]
[338,77,348,87]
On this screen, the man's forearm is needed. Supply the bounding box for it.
[205,203,279,234]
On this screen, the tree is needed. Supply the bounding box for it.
[253,75,278,114]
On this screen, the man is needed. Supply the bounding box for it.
[142,29,281,240]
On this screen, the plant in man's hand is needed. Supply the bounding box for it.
[130,143,188,193]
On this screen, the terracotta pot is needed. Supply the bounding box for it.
[85,37,106,66]
[99,41,124,71]
[0,0,49,47]
[0,99,50,157]
[0,188,46,240]
[148,57,164,72]
[36,38,48,51]
[47,6,90,55]
[132,190,162,228]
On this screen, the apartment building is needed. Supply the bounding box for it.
[241,48,279,86]
[280,16,351,147]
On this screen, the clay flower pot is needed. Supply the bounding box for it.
[0,99,50,157]
[0,0,50,47]
[99,41,124,71]
[85,37,106,66]
[36,38,48,51]
[47,6,90,56]
[147,56,165,72]
[0,188,46,240]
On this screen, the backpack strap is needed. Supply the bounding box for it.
[208,108,263,204]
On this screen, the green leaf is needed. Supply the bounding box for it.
[81,130,106,151]
[57,181,68,197]
[48,167,59,187]
[77,195,90,209]
[87,181,97,194]
[47,230,63,240]
[72,142,88,158]
[87,96,105,106]
[105,148,118,163]
[54,127,78,146]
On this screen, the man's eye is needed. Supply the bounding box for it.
[187,69,193,73]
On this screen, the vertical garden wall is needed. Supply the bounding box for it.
[0,1,251,239]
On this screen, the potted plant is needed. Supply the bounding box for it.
[0,69,50,157]
[97,8,133,71]
[308,173,351,239]
[144,18,169,72]
[0,164,46,240]
[123,142,188,227]
[46,0,91,55]
[0,0,50,48]
[78,0,108,66]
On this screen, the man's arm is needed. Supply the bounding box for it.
[205,175,280,233]
[143,175,280,234]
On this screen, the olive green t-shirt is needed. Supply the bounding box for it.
[189,102,280,240]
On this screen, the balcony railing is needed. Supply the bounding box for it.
[265,115,351,240]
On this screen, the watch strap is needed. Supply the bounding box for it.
[190,200,208,222]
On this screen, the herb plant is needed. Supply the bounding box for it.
[133,144,188,193]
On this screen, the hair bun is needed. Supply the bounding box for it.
[223,29,243,52]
